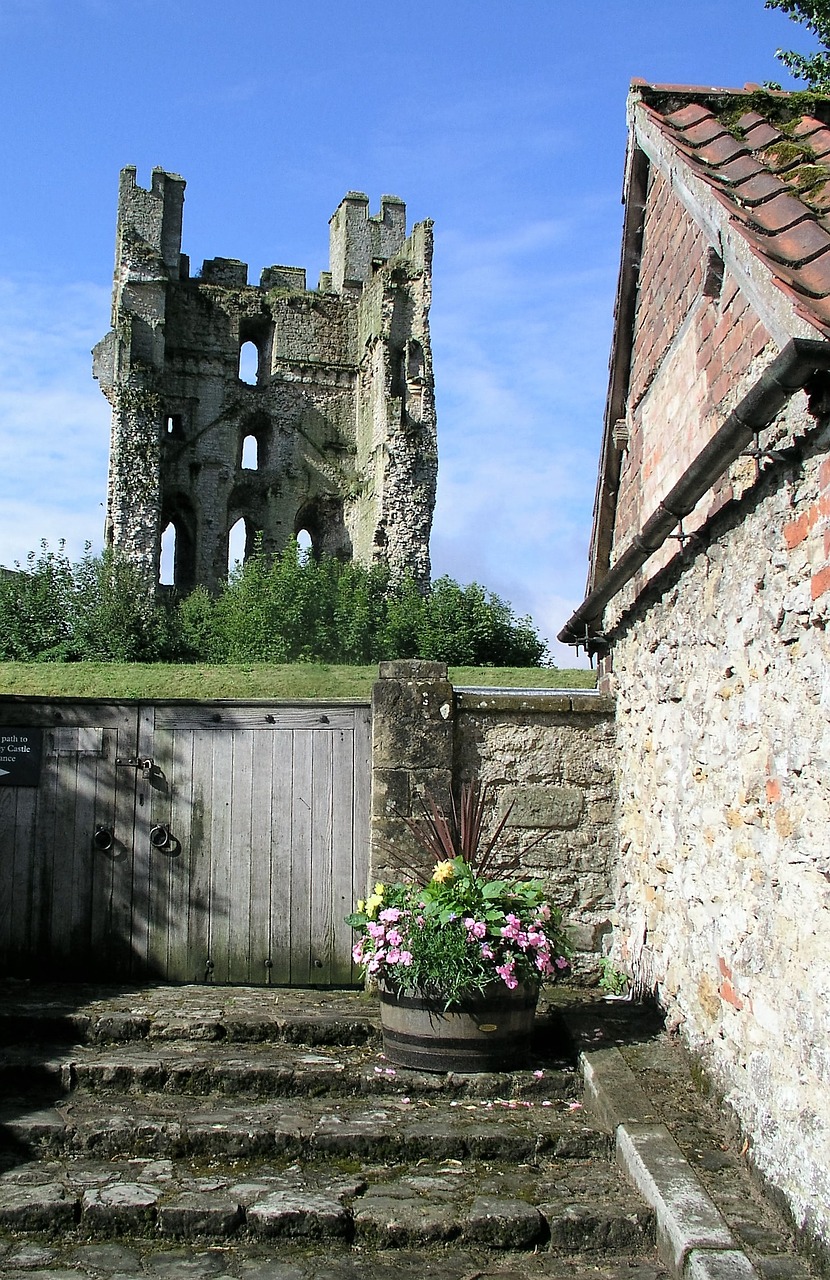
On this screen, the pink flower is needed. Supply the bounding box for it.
[464,917,486,941]
[379,907,402,923]
[398,950,413,966]
[496,961,518,990]
[386,928,403,948]
[555,955,570,971]
[480,943,495,960]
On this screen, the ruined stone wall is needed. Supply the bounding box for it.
[370,664,617,970]
[94,170,437,593]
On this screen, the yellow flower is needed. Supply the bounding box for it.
[432,860,455,883]
[356,899,365,913]
[365,893,383,917]
[374,882,385,895]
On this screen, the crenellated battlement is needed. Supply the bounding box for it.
[116,166,185,279]
[328,192,407,292]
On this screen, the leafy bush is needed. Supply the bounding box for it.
[0,543,76,660]
[0,540,548,667]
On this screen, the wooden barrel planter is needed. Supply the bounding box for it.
[378,982,539,1072]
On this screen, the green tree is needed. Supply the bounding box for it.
[766,0,830,89]
[0,543,75,660]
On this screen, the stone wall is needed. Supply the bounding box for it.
[371,663,617,969]
[608,418,830,1245]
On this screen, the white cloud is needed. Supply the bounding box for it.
[0,278,111,567]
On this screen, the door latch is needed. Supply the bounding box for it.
[116,756,155,780]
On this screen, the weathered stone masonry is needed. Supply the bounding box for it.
[370,662,617,973]
[93,168,437,592]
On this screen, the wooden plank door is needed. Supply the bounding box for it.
[148,703,371,986]
[0,702,141,979]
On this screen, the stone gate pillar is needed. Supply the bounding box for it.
[370,660,455,885]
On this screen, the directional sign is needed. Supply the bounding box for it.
[0,728,43,786]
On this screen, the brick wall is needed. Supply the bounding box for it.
[611,175,773,599]
[629,170,708,408]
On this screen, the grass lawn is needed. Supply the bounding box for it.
[0,662,596,701]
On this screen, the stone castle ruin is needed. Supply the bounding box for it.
[93,168,437,593]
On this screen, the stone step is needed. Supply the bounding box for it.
[0,983,386,1046]
[0,1092,610,1164]
[0,1152,655,1254]
[0,1040,578,1102]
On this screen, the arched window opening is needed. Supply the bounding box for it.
[239,340,259,386]
[228,517,248,573]
[241,434,258,470]
[160,522,176,586]
[296,528,313,562]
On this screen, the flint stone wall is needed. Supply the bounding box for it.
[609,420,830,1246]
[371,663,617,968]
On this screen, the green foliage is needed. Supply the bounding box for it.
[346,858,570,1006]
[0,543,175,663]
[598,957,629,997]
[71,548,174,662]
[0,543,75,660]
[0,539,549,667]
[766,0,830,90]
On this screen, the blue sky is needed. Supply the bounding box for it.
[0,0,808,662]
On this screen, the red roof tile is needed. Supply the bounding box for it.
[633,83,830,336]
[714,154,765,186]
[807,128,830,159]
[680,117,730,146]
[767,253,830,299]
[793,115,825,139]
[728,172,789,205]
[736,111,768,132]
[746,217,830,266]
[742,121,782,149]
[748,192,812,234]
[663,103,713,130]
[806,179,830,212]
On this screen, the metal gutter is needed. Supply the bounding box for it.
[559,337,830,649]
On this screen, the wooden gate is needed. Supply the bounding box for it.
[0,699,371,985]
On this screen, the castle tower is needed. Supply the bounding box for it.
[93,170,437,594]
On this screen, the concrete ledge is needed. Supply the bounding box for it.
[454,689,614,714]
[686,1249,761,1280]
[576,1041,760,1280]
[581,1047,659,1130]
[617,1122,739,1276]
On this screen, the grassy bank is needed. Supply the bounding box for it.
[0,662,596,701]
